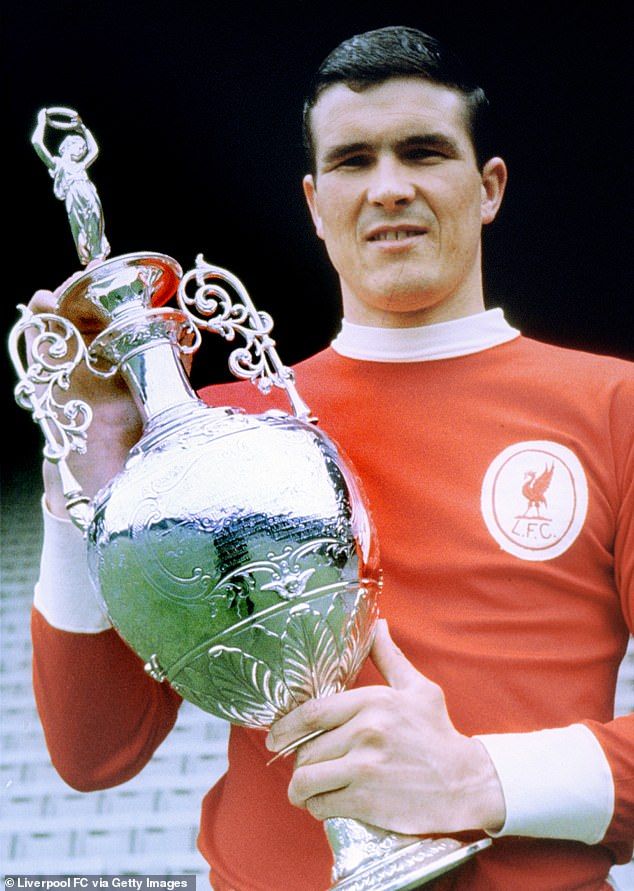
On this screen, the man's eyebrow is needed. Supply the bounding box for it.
[396,133,461,155]
[320,141,372,166]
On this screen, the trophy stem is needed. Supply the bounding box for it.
[324,817,491,891]
[120,339,200,423]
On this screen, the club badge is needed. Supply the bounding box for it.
[481,441,588,561]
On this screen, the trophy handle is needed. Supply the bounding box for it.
[177,255,315,422]
[8,304,105,532]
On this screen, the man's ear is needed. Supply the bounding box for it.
[303,174,325,239]
[480,157,508,225]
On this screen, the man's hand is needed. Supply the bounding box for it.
[266,620,506,836]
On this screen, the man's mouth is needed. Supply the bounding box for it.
[366,225,429,242]
[369,229,424,242]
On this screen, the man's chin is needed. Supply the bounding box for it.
[364,288,442,315]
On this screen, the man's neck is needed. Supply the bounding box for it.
[340,273,486,329]
[331,308,520,362]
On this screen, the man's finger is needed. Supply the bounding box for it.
[294,718,358,768]
[288,756,351,809]
[266,687,373,752]
[370,619,423,690]
[27,289,57,313]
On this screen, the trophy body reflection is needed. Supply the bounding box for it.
[10,108,490,890]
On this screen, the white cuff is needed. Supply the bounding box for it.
[34,496,112,633]
[476,724,614,843]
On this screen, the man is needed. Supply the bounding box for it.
[28,26,633,890]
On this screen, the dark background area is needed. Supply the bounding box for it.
[1,1,631,474]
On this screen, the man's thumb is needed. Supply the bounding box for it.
[370,619,421,689]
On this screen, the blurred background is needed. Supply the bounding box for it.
[1,0,632,885]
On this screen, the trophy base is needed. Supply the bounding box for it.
[329,837,491,891]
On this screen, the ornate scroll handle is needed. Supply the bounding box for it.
[8,304,106,532]
[177,254,314,422]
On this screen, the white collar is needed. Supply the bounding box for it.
[330,308,520,362]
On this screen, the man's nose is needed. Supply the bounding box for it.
[366,158,416,210]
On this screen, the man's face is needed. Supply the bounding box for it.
[303,77,506,326]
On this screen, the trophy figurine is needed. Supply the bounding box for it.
[9,108,490,890]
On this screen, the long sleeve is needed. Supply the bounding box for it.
[31,503,181,791]
[583,715,634,849]
[582,373,634,849]
[479,369,634,854]
[580,381,634,849]
[32,609,182,791]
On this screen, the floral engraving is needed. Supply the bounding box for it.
[170,588,376,727]
[168,579,377,728]
[202,646,291,725]
[331,837,462,891]
[261,563,317,600]
[337,586,380,686]
[282,605,342,703]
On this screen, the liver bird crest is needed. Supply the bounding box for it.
[522,464,555,517]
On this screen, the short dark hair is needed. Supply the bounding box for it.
[303,26,491,173]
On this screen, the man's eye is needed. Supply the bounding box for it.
[337,155,370,168]
[405,148,444,162]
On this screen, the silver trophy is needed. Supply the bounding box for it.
[10,108,490,890]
